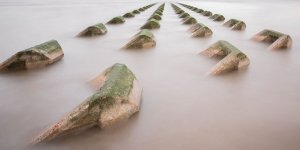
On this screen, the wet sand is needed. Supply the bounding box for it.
[0,0,300,150]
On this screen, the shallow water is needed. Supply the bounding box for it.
[0,0,300,150]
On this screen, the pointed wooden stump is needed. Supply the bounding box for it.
[141,19,160,29]
[123,30,156,49]
[202,11,212,16]
[0,40,64,71]
[209,14,225,22]
[224,19,246,30]
[31,63,142,145]
[200,40,250,75]
[252,29,292,49]
[77,23,107,37]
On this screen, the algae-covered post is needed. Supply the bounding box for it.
[191,7,198,11]
[155,11,163,16]
[183,16,197,25]
[175,9,184,14]
[123,12,135,18]
[209,14,225,22]
[195,9,204,13]
[132,10,140,14]
[200,40,250,75]
[141,19,160,29]
[148,14,161,21]
[202,11,213,17]
[0,40,64,71]
[138,8,145,12]
[77,23,107,37]
[189,23,213,37]
[180,12,190,18]
[123,29,156,49]
[31,63,142,145]
[148,3,164,21]
[252,29,292,49]
[224,19,246,30]
[107,16,125,24]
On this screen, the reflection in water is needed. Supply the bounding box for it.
[0,0,299,150]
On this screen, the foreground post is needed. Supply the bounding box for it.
[200,40,250,75]
[31,63,142,144]
[0,40,64,71]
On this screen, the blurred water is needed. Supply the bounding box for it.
[0,0,299,150]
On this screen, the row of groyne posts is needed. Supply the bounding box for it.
[170,3,291,74]
[123,3,165,49]
[0,2,292,75]
[0,2,293,145]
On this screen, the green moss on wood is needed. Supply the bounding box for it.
[201,40,250,75]
[132,10,140,14]
[253,29,292,49]
[123,12,135,18]
[149,14,161,21]
[192,26,213,37]
[206,40,248,60]
[183,16,197,25]
[155,11,163,16]
[124,29,156,49]
[224,19,246,30]
[107,16,125,24]
[30,63,141,144]
[0,40,63,71]
[31,40,62,54]
[6,60,26,70]
[78,23,107,36]
[138,8,145,12]
[176,10,184,14]
[180,12,190,18]
[202,11,212,16]
[189,23,206,32]
[141,19,160,29]
[89,63,136,109]
[192,8,198,11]
[232,21,246,30]
[256,29,287,42]
[210,14,225,21]
[196,9,204,13]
